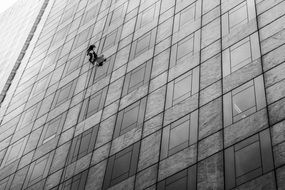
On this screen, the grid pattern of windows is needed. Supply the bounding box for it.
[0,0,283,189]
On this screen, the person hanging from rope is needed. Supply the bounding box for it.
[87,45,106,66]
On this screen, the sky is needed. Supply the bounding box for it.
[0,0,18,13]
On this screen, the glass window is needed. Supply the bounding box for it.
[225,130,274,189]
[110,4,125,25]
[222,33,260,77]
[122,60,151,96]
[64,53,83,76]
[103,29,118,50]
[230,39,251,73]
[173,73,192,105]
[232,85,255,121]
[112,151,132,179]
[60,170,88,190]
[229,2,248,32]
[60,5,76,24]
[103,142,140,190]
[223,75,266,127]
[88,55,115,85]
[51,24,70,46]
[121,105,139,133]
[53,80,76,107]
[41,48,60,71]
[31,74,50,96]
[235,141,261,177]
[161,111,198,160]
[141,5,155,27]
[130,29,156,60]
[78,87,107,122]
[74,26,92,49]
[166,68,199,109]
[113,98,147,138]
[166,177,187,190]
[81,5,99,26]
[19,105,37,129]
[179,5,195,28]
[177,35,194,61]
[135,33,151,57]
[3,138,26,165]
[157,165,196,190]
[66,126,98,164]
[57,83,72,104]
[42,117,60,144]
[40,113,66,145]
[169,120,189,150]
[26,154,53,187]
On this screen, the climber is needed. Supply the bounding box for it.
[87,45,106,66]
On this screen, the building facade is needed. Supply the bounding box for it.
[0,0,48,103]
[0,0,285,189]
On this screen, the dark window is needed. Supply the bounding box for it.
[122,60,152,96]
[161,111,198,160]
[103,142,140,189]
[166,68,199,109]
[59,170,88,190]
[225,129,274,189]
[113,98,146,139]
[78,87,107,122]
[66,125,98,165]
[25,153,53,188]
[157,165,196,190]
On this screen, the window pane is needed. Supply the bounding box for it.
[235,142,261,177]
[121,106,139,131]
[169,121,189,149]
[57,84,72,104]
[231,41,251,72]
[87,93,101,117]
[135,34,151,57]
[232,86,255,116]
[141,5,155,27]
[166,177,187,190]
[129,66,145,90]
[112,151,132,179]
[173,74,192,104]
[229,3,248,31]
[104,30,117,49]
[177,37,194,60]
[180,6,195,27]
